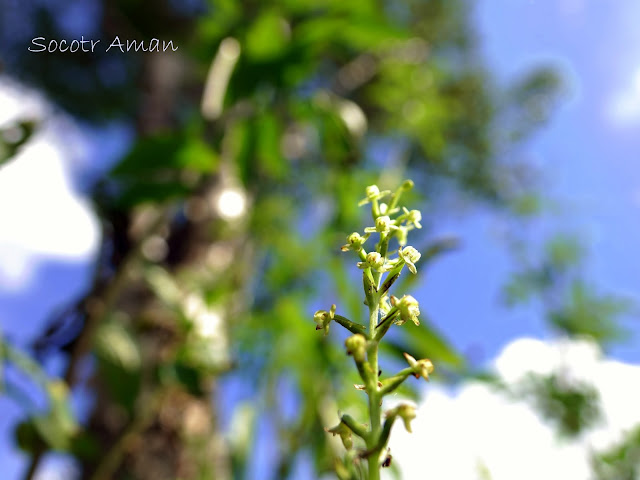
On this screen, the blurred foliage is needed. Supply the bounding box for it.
[517,372,601,438]
[1,335,83,456]
[504,234,630,346]
[3,0,628,478]
[549,282,629,344]
[592,425,640,480]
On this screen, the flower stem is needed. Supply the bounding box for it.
[367,289,381,480]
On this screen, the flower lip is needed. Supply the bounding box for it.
[398,246,421,274]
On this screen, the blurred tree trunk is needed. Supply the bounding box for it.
[74,53,238,480]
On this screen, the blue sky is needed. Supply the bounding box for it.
[416,0,640,366]
[1,1,640,478]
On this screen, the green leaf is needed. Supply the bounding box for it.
[113,180,192,207]
[592,425,640,480]
[256,112,288,179]
[546,235,583,270]
[109,131,218,207]
[94,322,142,373]
[27,381,79,451]
[550,281,629,345]
[227,119,254,186]
[112,133,218,176]
[15,420,43,454]
[158,363,205,396]
[1,337,49,388]
[245,11,291,61]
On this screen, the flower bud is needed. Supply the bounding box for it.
[401,179,414,191]
[358,184,391,206]
[345,334,367,363]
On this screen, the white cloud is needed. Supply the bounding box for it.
[0,79,99,290]
[386,337,640,480]
[0,78,48,124]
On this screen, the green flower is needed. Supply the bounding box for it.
[341,232,370,252]
[403,352,434,381]
[357,251,385,271]
[314,304,336,335]
[358,184,391,206]
[402,207,422,229]
[364,215,397,235]
[325,421,353,450]
[398,246,421,274]
[386,403,417,433]
[391,295,420,326]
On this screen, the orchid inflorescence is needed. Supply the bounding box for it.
[313,180,434,480]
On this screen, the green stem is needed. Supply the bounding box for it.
[373,234,390,286]
[387,183,409,212]
[371,199,381,219]
[366,291,381,480]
